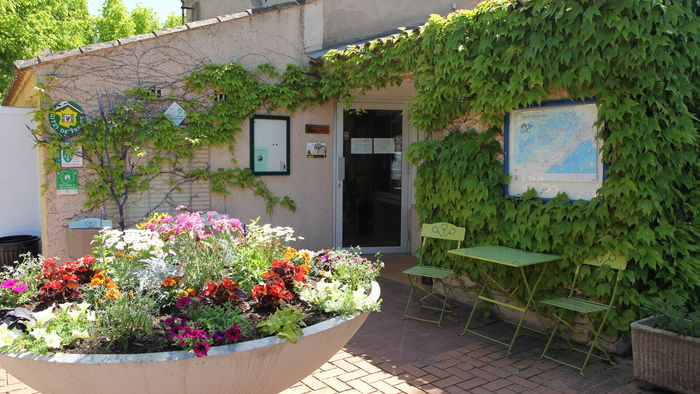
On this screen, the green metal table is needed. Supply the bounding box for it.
[448,246,561,353]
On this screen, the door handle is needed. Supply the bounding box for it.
[338,156,345,182]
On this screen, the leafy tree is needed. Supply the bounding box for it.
[163,11,183,28]
[131,6,160,34]
[95,0,135,42]
[0,0,94,100]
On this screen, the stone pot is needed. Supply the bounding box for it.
[630,316,700,393]
[0,281,380,394]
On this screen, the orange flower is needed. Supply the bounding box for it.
[299,251,311,262]
[300,264,311,275]
[115,252,124,258]
[67,282,79,290]
[161,278,177,287]
[124,254,133,259]
[90,277,104,287]
[105,288,121,300]
[187,288,196,296]
[284,248,297,260]
[176,290,189,299]
[106,281,118,290]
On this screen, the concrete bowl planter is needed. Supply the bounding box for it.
[630,316,700,393]
[0,281,380,394]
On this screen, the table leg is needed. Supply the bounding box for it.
[462,261,490,335]
[507,263,549,353]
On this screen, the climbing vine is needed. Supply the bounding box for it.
[32,0,698,332]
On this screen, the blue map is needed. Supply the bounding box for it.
[511,104,598,183]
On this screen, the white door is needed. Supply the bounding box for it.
[333,101,410,254]
[0,107,40,237]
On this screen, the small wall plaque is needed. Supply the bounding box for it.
[305,124,329,134]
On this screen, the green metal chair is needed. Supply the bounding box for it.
[539,253,628,375]
[402,222,465,327]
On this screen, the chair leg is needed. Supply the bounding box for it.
[581,313,614,374]
[541,316,561,359]
[403,276,417,320]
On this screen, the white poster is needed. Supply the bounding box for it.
[373,138,395,154]
[350,138,372,154]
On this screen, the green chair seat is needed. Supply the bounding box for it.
[540,297,609,313]
[403,266,454,280]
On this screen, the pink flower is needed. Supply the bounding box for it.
[175,205,187,211]
[224,325,243,342]
[193,341,210,357]
[176,297,192,309]
[1,280,18,289]
[11,283,27,293]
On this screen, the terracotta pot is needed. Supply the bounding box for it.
[630,316,700,394]
[0,281,380,394]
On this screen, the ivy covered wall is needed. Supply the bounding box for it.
[315,0,700,332]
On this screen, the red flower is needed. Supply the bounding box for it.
[193,342,210,357]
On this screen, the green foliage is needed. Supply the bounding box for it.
[644,294,700,338]
[96,292,155,350]
[130,7,161,35]
[256,305,306,343]
[190,304,250,337]
[95,0,135,41]
[0,0,94,99]
[162,12,183,28]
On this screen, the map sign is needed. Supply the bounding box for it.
[506,102,603,200]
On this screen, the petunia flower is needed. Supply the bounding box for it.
[33,307,56,326]
[192,341,210,357]
[44,332,62,349]
[1,280,18,289]
[175,297,192,309]
[11,283,28,293]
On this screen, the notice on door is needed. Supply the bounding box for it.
[350,138,372,154]
[373,138,395,154]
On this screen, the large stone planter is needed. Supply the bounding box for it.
[630,316,700,393]
[0,281,380,394]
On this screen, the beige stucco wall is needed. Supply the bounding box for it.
[322,0,480,46]
[28,6,324,258]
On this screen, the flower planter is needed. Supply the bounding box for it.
[630,316,700,393]
[0,281,380,394]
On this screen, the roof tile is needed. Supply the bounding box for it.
[80,41,119,54]
[153,25,189,37]
[118,32,157,45]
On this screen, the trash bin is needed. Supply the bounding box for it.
[66,218,112,260]
[0,235,40,268]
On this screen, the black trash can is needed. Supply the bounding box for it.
[0,235,40,268]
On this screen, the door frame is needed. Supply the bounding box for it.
[333,100,412,254]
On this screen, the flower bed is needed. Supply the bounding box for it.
[0,208,382,358]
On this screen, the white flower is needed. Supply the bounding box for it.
[77,302,90,311]
[44,332,62,349]
[85,311,96,322]
[71,330,89,339]
[33,306,56,326]
[68,309,83,322]
[59,302,72,312]
[0,324,19,347]
[30,327,47,339]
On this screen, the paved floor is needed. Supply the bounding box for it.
[281,277,661,394]
[0,276,663,394]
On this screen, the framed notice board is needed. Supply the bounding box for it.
[250,115,290,175]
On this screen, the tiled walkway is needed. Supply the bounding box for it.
[0,278,660,394]
[281,278,659,394]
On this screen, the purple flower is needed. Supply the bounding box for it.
[163,317,176,327]
[11,283,27,293]
[211,330,225,342]
[193,341,210,357]
[175,297,192,309]
[1,280,18,289]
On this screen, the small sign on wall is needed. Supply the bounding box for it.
[306,142,327,158]
[60,147,83,167]
[56,169,78,195]
[250,115,290,175]
[305,124,329,134]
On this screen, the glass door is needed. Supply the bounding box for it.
[335,104,408,253]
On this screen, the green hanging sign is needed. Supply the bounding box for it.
[48,101,86,136]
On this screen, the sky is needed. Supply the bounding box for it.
[88,0,183,23]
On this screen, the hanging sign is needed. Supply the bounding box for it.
[48,101,86,136]
[60,147,83,167]
[56,169,79,195]
[164,102,186,126]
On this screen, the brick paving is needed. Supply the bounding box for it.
[0,278,665,394]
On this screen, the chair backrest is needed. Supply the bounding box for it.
[420,222,466,258]
[582,253,627,271]
[570,253,628,305]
